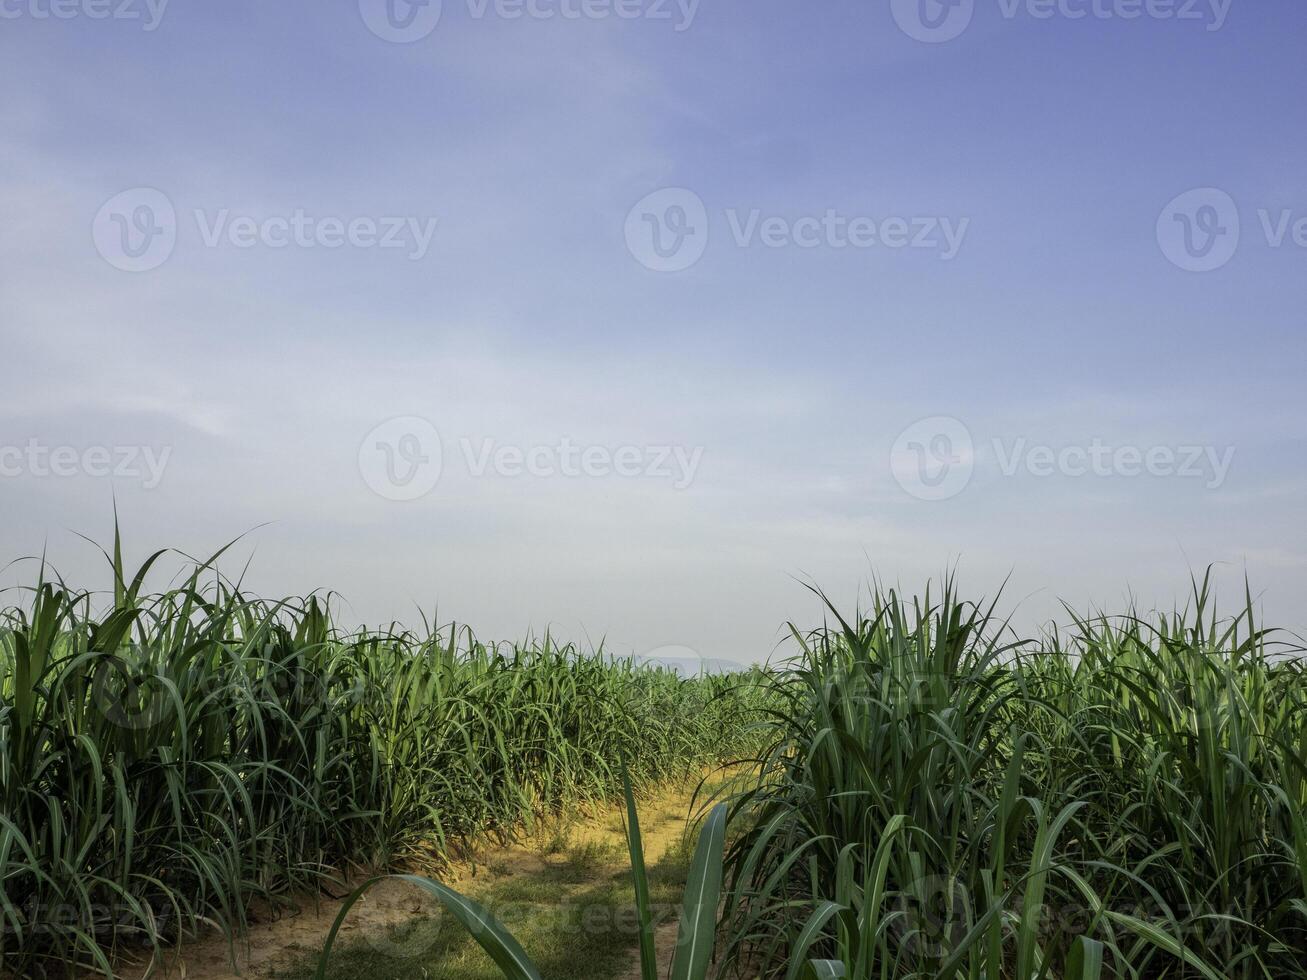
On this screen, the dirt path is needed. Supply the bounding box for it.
[113,774,731,980]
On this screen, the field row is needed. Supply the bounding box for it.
[0,540,768,978]
[4,547,1307,978]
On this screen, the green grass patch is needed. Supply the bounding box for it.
[273,806,698,980]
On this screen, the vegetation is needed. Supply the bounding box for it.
[308,769,729,980]
[0,535,766,978]
[273,790,708,980]
[722,578,1307,979]
[273,771,741,980]
[4,533,1307,979]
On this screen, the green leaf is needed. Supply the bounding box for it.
[669,802,728,980]
[623,765,658,980]
[802,961,846,979]
[1065,936,1104,980]
[784,901,845,980]
[314,874,542,980]
[1103,911,1224,980]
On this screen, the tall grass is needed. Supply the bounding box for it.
[0,536,767,978]
[8,537,1306,980]
[721,576,1307,978]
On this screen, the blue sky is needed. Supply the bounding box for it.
[2,0,1305,661]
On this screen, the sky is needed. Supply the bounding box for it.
[2,0,1305,664]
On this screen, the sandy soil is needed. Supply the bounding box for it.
[105,777,721,980]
